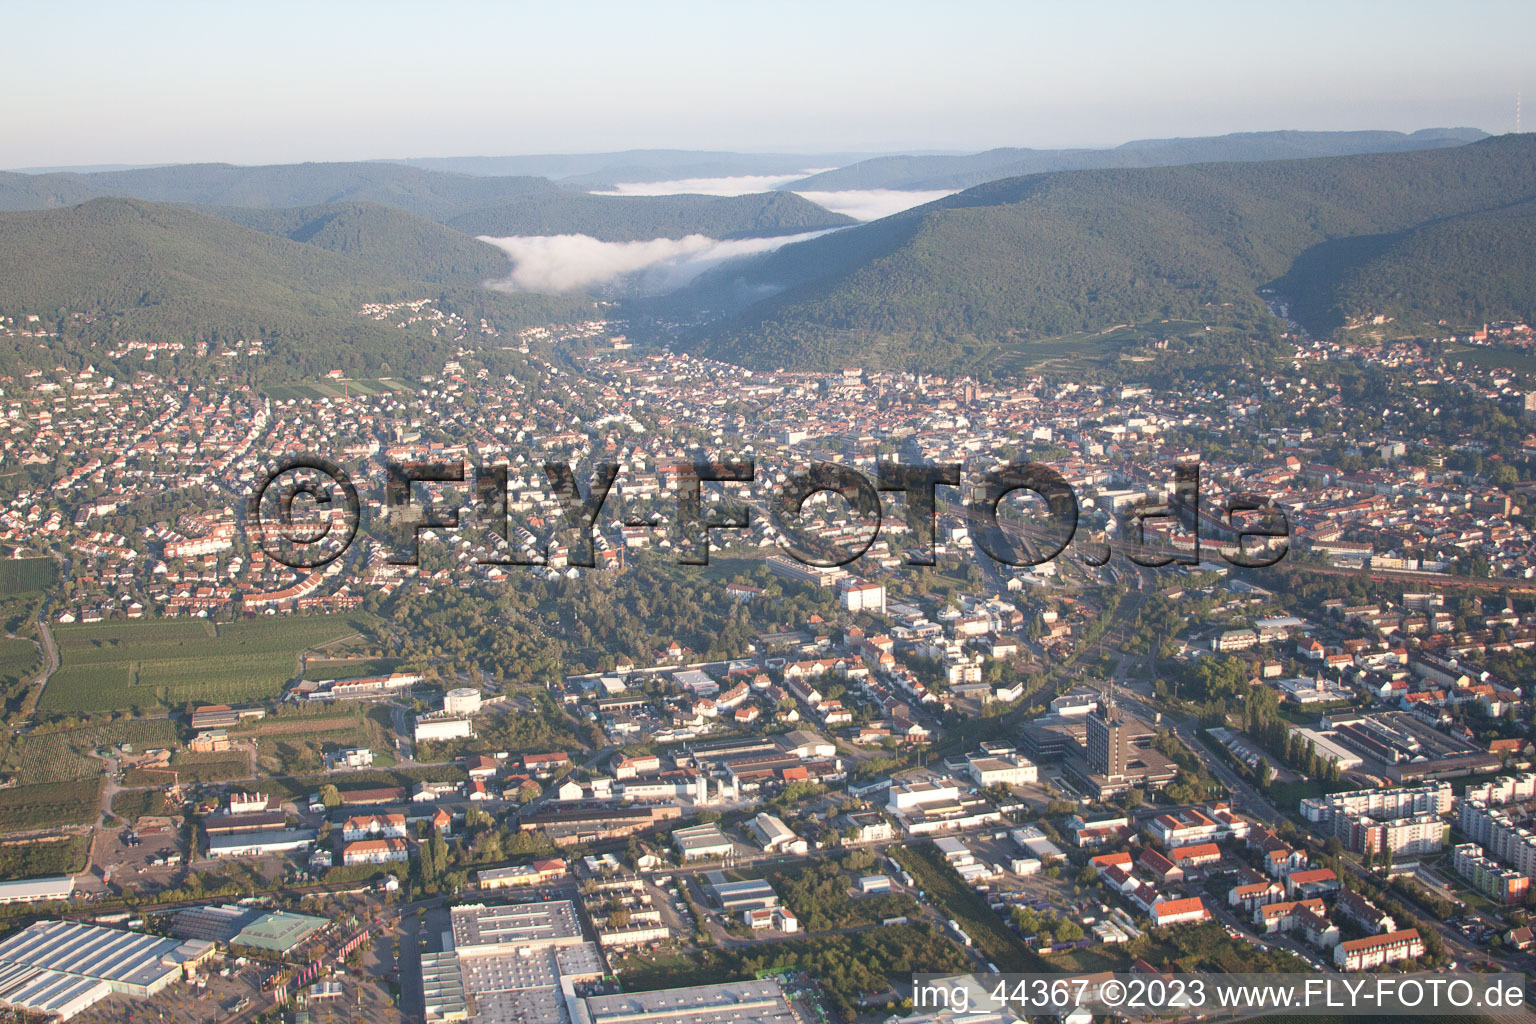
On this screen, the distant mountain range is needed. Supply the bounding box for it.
[0,197,592,380]
[2,130,1530,381]
[387,149,889,186]
[0,162,854,242]
[665,134,1536,371]
[781,128,1489,191]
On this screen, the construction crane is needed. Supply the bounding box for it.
[134,766,185,805]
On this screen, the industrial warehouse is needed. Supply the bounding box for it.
[0,920,213,1019]
[420,899,803,1024]
[423,899,605,1023]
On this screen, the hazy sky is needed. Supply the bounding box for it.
[3,0,1527,168]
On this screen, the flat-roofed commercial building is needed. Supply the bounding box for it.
[424,906,800,1024]
[673,823,733,861]
[0,920,213,1020]
[415,714,475,743]
[455,943,602,1024]
[476,859,567,890]
[707,874,779,912]
[584,980,800,1024]
[0,876,74,906]
[450,900,585,955]
[967,754,1038,787]
[207,828,316,858]
[420,951,468,1022]
[426,900,602,1024]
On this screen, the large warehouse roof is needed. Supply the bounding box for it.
[232,910,329,952]
[0,876,75,906]
[585,980,799,1024]
[0,920,211,1019]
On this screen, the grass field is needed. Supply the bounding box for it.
[0,638,38,693]
[0,558,55,594]
[263,377,415,402]
[1444,344,1536,374]
[110,789,174,822]
[0,779,102,831]
[123,750,249,787]
[38,613,376,713]
[0,833,91,880]
[303,658,404,681]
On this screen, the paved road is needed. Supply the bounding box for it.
[23,616,58,714]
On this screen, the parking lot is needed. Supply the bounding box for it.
[90,823,189,893]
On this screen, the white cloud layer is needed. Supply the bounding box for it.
[789,189,955,220]
[590,175,954,221]
[590,170,831,197]
[480,229,835,295]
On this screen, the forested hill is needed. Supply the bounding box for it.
[673,134,1536,372]
[0,161,855,241]
[0,197,592,380]
[784,128,1488,191]
[196,201,513,288]
[1276,198,1536,334]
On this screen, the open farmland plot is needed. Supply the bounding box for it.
[38,664,136,714]
[0,833,91,880]
[0,779,102,831]
[0,558,55,594]
[0,638,38,692]
[233,707,367,737]
[0,719,180,785]
[124,750,248,787]
[39,614,375,713]
[303,657,404,681]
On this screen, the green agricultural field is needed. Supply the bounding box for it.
[302,657,404,681]
[0,558,54,594]
[0,779,102,831]
[38,613,376,713]
[124,750,248,786]
[0,638,38,692]
[110,789,173,822]
[0,718,179,785]
[0,834,91,880]
[1444,344,1536,374]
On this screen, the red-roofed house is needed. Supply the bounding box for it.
[1334,929,1423,971]
[341,838,410,866]
[1167,842,1221,868]
[1139,848,1184,884]
[1151,897,1210,927]
[1091,851,1133,871]
[1228,880,1284,911]
[1285,867,1340,899]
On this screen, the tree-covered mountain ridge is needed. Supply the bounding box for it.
[0,161,854,242]
[674,134,1536,371]
[0,197,592,380]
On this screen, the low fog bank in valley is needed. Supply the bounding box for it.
[479,228,835,294]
